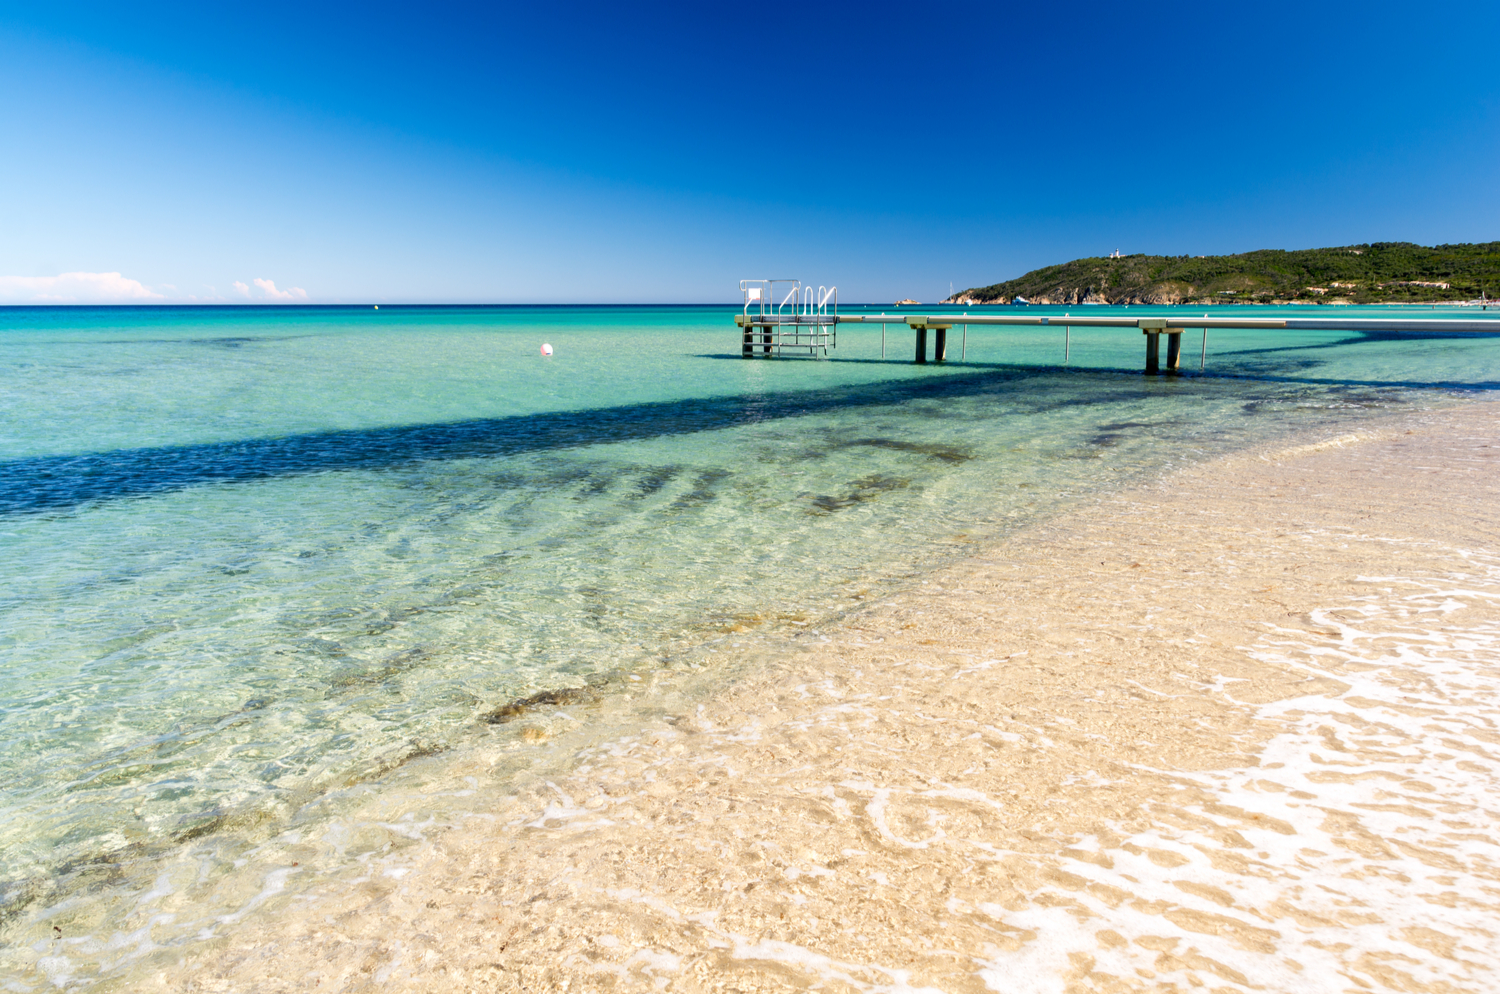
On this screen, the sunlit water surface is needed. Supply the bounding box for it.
[2,302,1498,986]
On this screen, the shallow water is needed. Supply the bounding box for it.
[2,302,1498,986]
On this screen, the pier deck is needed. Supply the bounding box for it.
[737,306,1500,372]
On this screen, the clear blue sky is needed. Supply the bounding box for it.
[2,0,1497,304]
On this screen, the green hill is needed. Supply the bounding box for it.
[946,242,1500,305]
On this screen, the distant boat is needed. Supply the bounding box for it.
[1013,296,1030,305]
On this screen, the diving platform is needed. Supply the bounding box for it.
[736,279,1500,373]
[737,279,838,357]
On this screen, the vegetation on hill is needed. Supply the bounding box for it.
[946,242,1500,305]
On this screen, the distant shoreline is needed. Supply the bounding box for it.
[951,241,1500,308]
[938,298,1495,308]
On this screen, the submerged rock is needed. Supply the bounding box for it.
[485,685,599,724]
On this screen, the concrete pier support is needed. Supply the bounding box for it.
[1166,331,1182,372]
[742,327,754,357]
[1141,319,1167,374]
[761,327,773,356]
[910,321,951,363]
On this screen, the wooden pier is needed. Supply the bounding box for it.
[736,280,1500,372]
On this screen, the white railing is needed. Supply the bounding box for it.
[738,278,839,353]
[777,285,799,320]
[740,279,801,321]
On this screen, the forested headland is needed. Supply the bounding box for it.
[946,242,1500,305]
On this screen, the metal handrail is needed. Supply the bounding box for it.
[777,285,799,320]
[739,279,768,320]
[736,278,838,356]
[741,279,803,321]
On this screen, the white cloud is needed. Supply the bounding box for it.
[0,271,164,303]
[252,277,308,301]
[0,272,311,304]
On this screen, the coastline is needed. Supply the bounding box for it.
[111,398,1500,993]
[939,297,1494,308]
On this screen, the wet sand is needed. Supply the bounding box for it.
[142,401,1500,993]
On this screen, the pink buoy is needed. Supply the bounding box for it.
[540,343,553,357]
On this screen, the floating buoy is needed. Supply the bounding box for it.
[373,305,379,309]
[540,343,553,357]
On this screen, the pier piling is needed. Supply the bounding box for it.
[1141,319,1167,375]
[915,326,927,364]
[1166,331,1182,372]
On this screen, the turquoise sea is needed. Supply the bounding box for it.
[2,302,1498,987]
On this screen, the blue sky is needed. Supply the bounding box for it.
[2,0,1497,303]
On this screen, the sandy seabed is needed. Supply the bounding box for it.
[139,402,1500,994]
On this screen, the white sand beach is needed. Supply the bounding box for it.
[137,401,1500,993]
